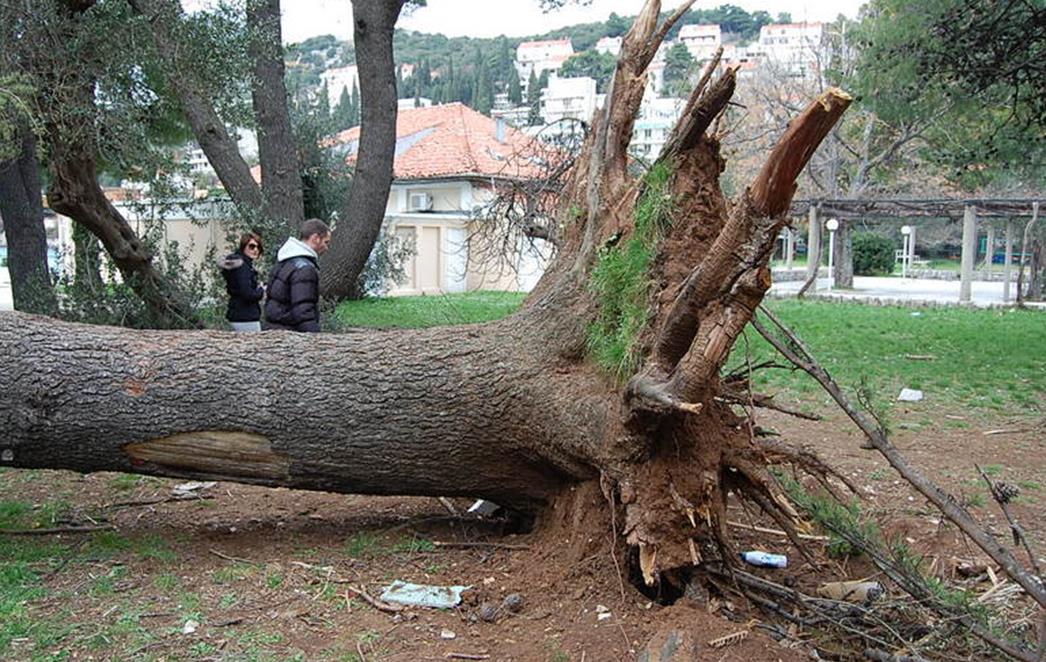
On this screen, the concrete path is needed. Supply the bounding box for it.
[0,268,12,311]
[770,275,1032,307]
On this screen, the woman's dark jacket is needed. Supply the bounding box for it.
[264,253,320,333]
[218,251,263,322]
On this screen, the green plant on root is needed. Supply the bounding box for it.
[587,162,675,380]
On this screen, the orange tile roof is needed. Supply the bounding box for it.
[331,103,545,181]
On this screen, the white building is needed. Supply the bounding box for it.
[321,64,360,106]
[757,23,827,79]
[515,39,574,82]
[678,24,722,61]
[594,36,623,57]
[331,103,553,295]
[631,96,686,160]
[540,75,598,125]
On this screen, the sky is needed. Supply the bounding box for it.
[273,0,868,44]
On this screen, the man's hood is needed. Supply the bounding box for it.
[276,237,318,262]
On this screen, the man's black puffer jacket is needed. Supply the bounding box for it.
[264,252,320,332]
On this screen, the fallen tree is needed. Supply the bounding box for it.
[1,0,848,598]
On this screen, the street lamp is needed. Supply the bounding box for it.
[900,225,912,278]
[826,218,839,291]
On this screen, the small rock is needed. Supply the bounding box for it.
[478,603,499,622]
[440,628,456,640]
[482,577,496,586]
[182,619,198,635]
[501,593,524,613]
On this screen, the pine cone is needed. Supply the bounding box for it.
[991,481,1020,504]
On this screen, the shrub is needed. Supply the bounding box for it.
[853,233,895,275]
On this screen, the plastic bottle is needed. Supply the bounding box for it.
[740,550,788,568]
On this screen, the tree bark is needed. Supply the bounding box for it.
[247,0,304,232]
[0,312,604,509]
[0,123,58,315]
[319,0,405,301]
[0,0,850,585]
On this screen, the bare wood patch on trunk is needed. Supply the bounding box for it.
[125,431,290,480]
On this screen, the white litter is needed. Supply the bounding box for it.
[467,499,500,516]
[182,619,198,634]
[897,388,924,402]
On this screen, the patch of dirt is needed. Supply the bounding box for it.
[2,402,1042,661]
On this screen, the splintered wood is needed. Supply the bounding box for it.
[707,630,748,649]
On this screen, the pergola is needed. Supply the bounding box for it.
[776,198,1043,303]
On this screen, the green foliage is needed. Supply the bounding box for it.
[587,163,674,380]
[726,301,1046,415]
[852,233,896,275]
[559,51,617,93]
[851,0,1045,189]
[662,43,697,96]
[335,291,526,329]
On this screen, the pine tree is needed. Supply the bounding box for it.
[333,85,353,131]
[508,68,522,106]
[475,62,493,115]
[527,69,542,125]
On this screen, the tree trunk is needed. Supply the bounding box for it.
[247,0,304,232]
[319,0,404,301]
[0,123,58,315]
[46,141,201,328]
[0,0,850,585]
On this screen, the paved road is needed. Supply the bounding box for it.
[770,275,1029,307]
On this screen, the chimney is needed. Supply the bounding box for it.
[495,116,506,143]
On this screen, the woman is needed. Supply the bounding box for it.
[218,232,265,332]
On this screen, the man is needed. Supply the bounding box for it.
[264,218,331,332]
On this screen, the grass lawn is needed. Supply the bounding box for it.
[727,300,1045,415]
[334,291,1042,415]
[335,291,527,329]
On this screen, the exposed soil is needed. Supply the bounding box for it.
[2,400,1043,661]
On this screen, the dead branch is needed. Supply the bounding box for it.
[103,494,214,510]
[976,465,1043,579]
[0,524,114,535]
[863,648,931,662]
[431,541,531,551]
[752,304,1046,611]
[658,62,736,160]
[726,520,829,541]
[752,306,1044,661]
[718,388,822,420]
[346,585,404,613]
[209,548,260,565]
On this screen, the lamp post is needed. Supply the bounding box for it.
[901,225,912,278]
[826,218,839,291]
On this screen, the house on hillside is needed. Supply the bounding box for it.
[678,24,722,61]
[756,23,826,80]
[331,103,552,295]
[541,75,598,124]
[321,65,359,106]
[515,39,574,83]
